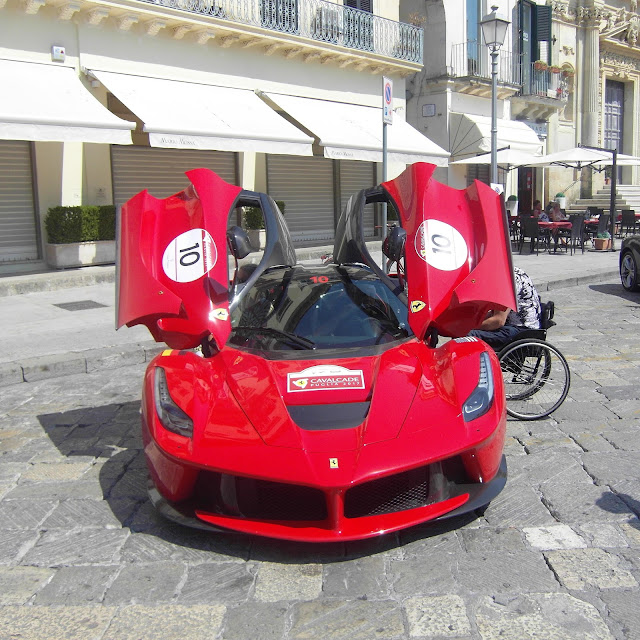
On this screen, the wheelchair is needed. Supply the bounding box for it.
[497,301,570,420]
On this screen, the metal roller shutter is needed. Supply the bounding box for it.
[111,146,237,207]
[339,160,377,238]
[267,155,334,244]
[0,141,38,263]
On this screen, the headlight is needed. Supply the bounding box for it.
[462,351,494,422]
[154,367,193,437]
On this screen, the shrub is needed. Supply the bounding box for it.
[507,195,518,201]
[45,205,116,244]
[597,231,611,239]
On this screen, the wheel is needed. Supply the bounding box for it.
[620,250,640,291]
[497,339,570,420]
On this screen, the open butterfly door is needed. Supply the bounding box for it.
[381,163,517,340]
[116,168,242,351]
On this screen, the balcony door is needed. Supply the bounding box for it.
[344,0,373,51]
[605,80,625,182]
[518,0,551,94]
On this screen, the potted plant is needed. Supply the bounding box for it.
[506,195,518,215]
[45,205,116,269]
[555,192,567,209]
[549,65,562,74]
[534,60,548,71]
[561,63,575,78]
[594,231,611,251]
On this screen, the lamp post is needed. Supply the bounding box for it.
[480,5,510,187]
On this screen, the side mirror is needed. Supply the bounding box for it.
[386,226,406,263]
[227,226,253,260]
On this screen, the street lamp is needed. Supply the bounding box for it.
[480,5,510,187]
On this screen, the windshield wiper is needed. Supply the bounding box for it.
[232,326,316,350]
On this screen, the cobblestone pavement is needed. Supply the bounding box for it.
[0,277,638,640]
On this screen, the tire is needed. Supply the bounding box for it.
[620,250,640,291]
[498,339,570,420]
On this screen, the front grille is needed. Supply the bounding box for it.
[194,472,328,522]
[344,466,430,518]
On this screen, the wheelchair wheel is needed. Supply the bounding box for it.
[497,339,570,420]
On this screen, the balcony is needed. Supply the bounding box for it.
[35,0,422,76]
[448,40,520,99]
[511,63,571,120]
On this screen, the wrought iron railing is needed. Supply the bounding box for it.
[450,40,518,84]
[142,0,423,64]
[518,62,568,100]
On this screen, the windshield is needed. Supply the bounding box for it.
[229,265,412,352]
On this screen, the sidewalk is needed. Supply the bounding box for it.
[0,244,621,387]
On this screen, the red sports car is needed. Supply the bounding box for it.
[117,163,516,542]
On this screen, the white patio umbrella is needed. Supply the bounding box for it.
[525,146,614,169]
[451,148,542,170]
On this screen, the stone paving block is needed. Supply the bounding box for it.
[506,449,591,489]
[523,525,587,550]
[583,451,640,487]
[0,362,23,387]
[541,482,634,523]
[606,399,640,420]
[405,594,471,638]
[104,604,225,640]
[103,561,185,604]
[579,523,631,549]
[221,602,288,640]
[459,527,526,554]
[0,499,57,529]
[567,432,617,452]
[19,461,92,483]
[34,565,119,605]
[455,548,560,595]
[177,562,254,604]
[289,599,405,640]
[21,353,87,382]
[21,528,129,567]
[545,548,638,590]
[388,546,458,596]
[4,480,105,501]
[600,589,640,640]
[40,498,125,530]
[598,385,640,401]
[601,424,640,451]
[483,484,556,528]
[322,556,389,599]
[621,520,640,546]
[0,566,55,604]
[107,466,148,500]
[0,604,115,639]
[0,529,40,565]
[521,433,581,455]
[474,593,614,640]
[254,562,322,602]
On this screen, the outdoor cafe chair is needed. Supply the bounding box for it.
[563,214,585,255]
[618,209,636,237]
[519,216,548,255]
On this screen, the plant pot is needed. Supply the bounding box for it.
[505,200,518,215]
[594,238,611,251]
[247,229,266,251]
[45,240,116,269]
[556,197,567,209]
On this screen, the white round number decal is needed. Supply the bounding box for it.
[415,220,467,271]
[162,229,217,283]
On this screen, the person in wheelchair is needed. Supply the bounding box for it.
[468,266,542,349]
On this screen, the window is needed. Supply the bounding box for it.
[345,0,372,12]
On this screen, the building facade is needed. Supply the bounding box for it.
[402,0,640,212]
[0,0,449,267]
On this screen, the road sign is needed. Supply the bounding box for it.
[383,77,393,125]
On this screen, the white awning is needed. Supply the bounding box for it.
[0,59,134,144]
[449,113,543,158]
[90,70,313,156]
[262,93,449,166]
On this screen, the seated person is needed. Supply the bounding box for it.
[533,200,549,221]
[468,266,542,349]
[550,201,568,222]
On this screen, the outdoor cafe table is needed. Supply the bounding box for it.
[538,220,572,252]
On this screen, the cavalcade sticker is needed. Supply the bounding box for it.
[415,220,467,271]
[287,365,365,393]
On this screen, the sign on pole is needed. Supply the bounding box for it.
[383,77,393,125]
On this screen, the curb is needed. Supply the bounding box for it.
[0,267,621,388]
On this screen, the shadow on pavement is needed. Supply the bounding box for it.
[37,401,481,563]
[589,282,640,303]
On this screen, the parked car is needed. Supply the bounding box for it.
[620,235,640,291]
[116,163,516,542]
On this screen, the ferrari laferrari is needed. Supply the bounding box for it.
[117,163,517,542]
